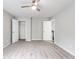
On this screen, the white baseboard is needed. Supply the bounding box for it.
[25,40,31,41]
[32,39,42,40]
[54,44,75,59]
[3,42,10,48]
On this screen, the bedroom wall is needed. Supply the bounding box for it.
[32,19,42,40]
[55,2,75,56]
[32,18,49,40]
[3,10,13,48]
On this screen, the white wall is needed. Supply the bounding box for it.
[32,19,42,40]
[32,18,49,40]
[55,3,75,56]
[3,10,13,48]
[51,19,55,31]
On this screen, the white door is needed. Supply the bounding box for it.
[12,19,19,43]
[19,21,25,39]
[43,21,52,40]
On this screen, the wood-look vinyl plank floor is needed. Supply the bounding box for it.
[3,40,69,59]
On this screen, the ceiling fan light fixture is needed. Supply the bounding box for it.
[32,6,36,10]
[34,2,38,5]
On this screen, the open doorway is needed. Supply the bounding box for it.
[19,21,26,41]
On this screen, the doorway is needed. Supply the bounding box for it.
[19,21,26,40]
[43,21,52,41]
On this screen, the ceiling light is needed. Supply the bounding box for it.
[35,2,37,5]
[32,6,36,10]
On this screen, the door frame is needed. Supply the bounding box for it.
[19,21,26,40]
[11,18,12,44]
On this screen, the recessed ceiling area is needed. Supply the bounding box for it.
[3,0,74,18]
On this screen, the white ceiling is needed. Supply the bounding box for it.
[3,0,74,18]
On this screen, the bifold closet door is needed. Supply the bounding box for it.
[12,19,19,43]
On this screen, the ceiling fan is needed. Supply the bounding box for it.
[21,0,40,11]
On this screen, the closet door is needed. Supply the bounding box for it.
[12,19,19,43]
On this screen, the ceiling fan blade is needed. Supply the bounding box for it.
[21,6,31,8]
[32,0,36,3]
[32,0,40,3]
[36,8,40,11]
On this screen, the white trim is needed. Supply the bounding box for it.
[3,42,10,48]
[25,39,31,41]
[54,44,75,59]
[32,39,42,40]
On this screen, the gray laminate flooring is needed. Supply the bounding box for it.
[3,40,69,59]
